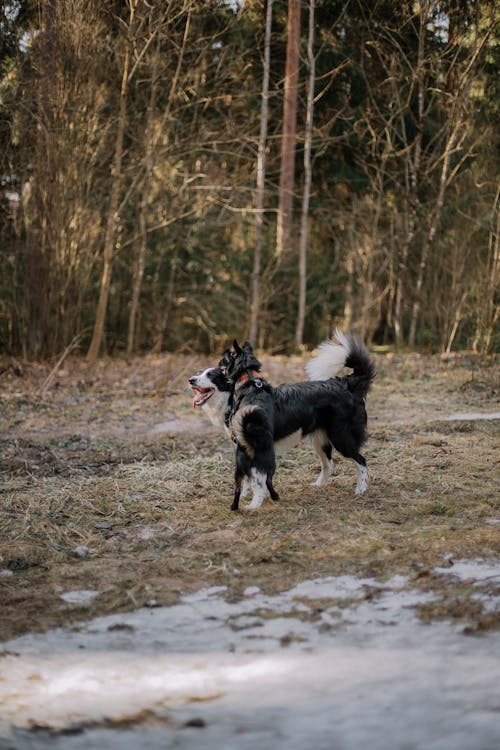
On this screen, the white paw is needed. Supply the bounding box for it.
[355,465,368,495]
[355,483,368,495]
[310,474,331,487]
[241,479,251,498]
[244,500,264,510]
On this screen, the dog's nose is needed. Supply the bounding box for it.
[189,376,197,385]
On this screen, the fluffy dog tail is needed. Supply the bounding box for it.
[231,405,274,459]
[305,329,376,398]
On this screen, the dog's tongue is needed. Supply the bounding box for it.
[192,386,210,408]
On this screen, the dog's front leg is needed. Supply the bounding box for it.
[354,456,368,495]
[310,433,333,487]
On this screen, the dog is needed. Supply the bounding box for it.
[189,331,375,510]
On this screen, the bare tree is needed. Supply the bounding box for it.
[86,2,135,363]
[249,0,273,344]
[127,10,161,356]
[480,184,500,354]
[472,181,500,354]
[408,9,494,347]
[87,0,158,362]
[275,0,300,259]
[25,0,57,357]
[393,3,427,347]
[295,0,315,349]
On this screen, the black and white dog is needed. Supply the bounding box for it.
[189,331,375,510]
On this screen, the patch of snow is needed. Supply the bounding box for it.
[1,564,499,750]
[243,586,261,597]
[59,590,102,605]
[442,411,500,421]
[433,558,500,582]
[182,586,228,603]
[73,545,90,558]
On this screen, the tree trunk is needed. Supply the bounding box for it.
[408,126,455,347]
[295,0,315,349]
[343,245,355,331]
[249,0,273,344]
[482,187,500,353]
[26,0,57,358]
[275,0,300,259]
[474,182,500,353]
[127,199,147,356]
[444,291,466,353]
[87,6,133,363]
[151,251,178,353]
[394,3,426,346]
[127,22,160,356]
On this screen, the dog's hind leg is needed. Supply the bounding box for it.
[241,476,252,499]
[329,432,368,495]
[231,448,249,511]
[309,430,333,486]
[231,475,243,511]
[266,476,279,502]
[245,468,269,510]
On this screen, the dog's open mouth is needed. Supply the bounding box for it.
[191,386,215,407]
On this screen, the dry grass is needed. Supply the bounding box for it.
[1,350,499,640]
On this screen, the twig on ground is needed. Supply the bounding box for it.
[40,334,84,398]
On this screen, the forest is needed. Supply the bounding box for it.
[0,0,498,359]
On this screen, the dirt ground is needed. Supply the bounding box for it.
[1,349,499,642]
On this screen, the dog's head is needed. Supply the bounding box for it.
[225,339,262,384]
[189,366,231,408]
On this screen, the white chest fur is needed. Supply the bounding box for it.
[201,391,230,430]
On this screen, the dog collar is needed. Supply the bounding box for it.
[238,370,260,384]
[236,370,263,389]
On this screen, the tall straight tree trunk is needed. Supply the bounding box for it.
[408,124,456,347]
[275,0,300,259]
[27,0,57,357]
[127,195,147,356]
[482,186,500,353]
[249,0,273,344]
[87,5,133,363]
[295,0,315,349]
[127,26,160,356]
[151,249,179,353]
[393,5,426,346]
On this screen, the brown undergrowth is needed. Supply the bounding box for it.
[1,350,499,640]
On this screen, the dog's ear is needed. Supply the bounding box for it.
[218,348,233,371]
[242,341,253,352]
[232,339,242,355]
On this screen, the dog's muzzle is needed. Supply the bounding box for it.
[189,377,215,408]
